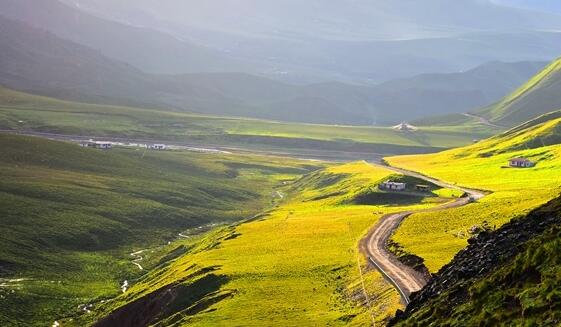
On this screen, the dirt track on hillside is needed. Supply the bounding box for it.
[360,163,486,304]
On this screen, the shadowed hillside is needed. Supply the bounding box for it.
[54,0,561,84]
[0,15,545,126]
[0,133,317,326]
[477,57,561,126]
[0,0,243,75]
[414,56,561,129]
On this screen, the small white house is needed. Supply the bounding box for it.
[81,140,112,149]
[150,144,167,150]
[509,157,535,168]
[392,122,418,132]
[379,181,407,191]
[95,142,112,149]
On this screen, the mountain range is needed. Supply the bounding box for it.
[0,14,547,125]
[477,57,561,126]
[3,2,561,326]
[3,0,561,84]
[418,56,561,128]
[61,0,561,40]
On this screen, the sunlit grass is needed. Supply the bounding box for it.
[73,162,454,326]
[0,133,318,326]
[386,120,561,272]
[0,86,496,150]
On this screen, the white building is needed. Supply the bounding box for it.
[150,144,167,150]
[95,142,112,149]
[81,140,112,149]
[509,157,535,168]
[379,181,407,191]
[392,122,418,132]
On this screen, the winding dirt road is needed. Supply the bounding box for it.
[360,163,486,304]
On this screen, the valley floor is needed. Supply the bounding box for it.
[67,162,462,326]
[0,134,317,326]
[4,110,561,326]
[0,86,499,161]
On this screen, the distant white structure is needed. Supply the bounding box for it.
[393,122,418,131]
[379,181,407,191]
[509,157,535,168]
[80,140,112,149]
[150,144,167,150]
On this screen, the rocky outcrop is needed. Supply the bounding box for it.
[387,239,431,281]
[95,269,229,327]
[390,194,561,325]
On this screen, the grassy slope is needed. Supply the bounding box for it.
[445,223,561,326]
[396,196,561,327]
[69,162,459,326]
[386,116,561,272]
[0,86,496,152]
[0,133,317,326]
[477,56,561,126]
[415,57,561,130]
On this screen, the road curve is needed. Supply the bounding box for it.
[360,162,486,304]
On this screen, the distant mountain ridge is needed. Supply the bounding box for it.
[0,16,372,124]
[370,61,546,121]
[0,15,548,125]
[415,56,561,128]
[0,0,247,75]
[62,0,561,41]
[476,57,561,126]
[3,0,561,84]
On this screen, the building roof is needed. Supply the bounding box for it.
[392,122,418,131]
[509,157,533,162]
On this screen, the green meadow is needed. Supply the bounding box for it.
[0,87,497,154]
[66,162,462,326]
[0,133,318,326]
[386,114,561,272]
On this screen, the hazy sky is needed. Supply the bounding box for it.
[492,0,561,14]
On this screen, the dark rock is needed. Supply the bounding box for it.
[390,195,561,325]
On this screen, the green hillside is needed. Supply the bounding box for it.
[393,194,561,326]
[66,162,459,327]
[387,111,561,271]
[476,56,561,126]
[415,56,561,129]
[0,15,372,125]
[0,133,317,326]
[385,110,561,326]
[0,86,496,156]
[372,60,546,121]
[2,0,245,75]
